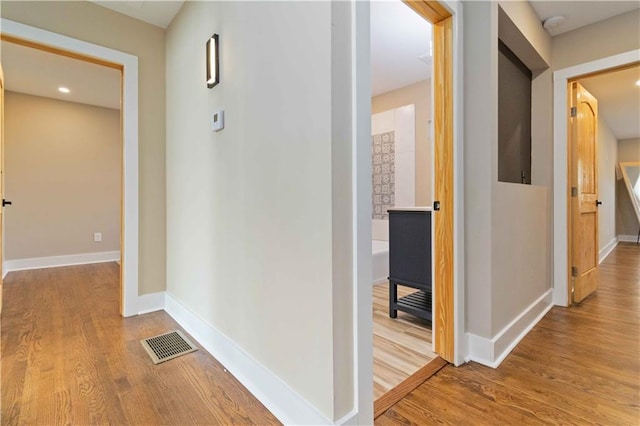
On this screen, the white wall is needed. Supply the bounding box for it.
[552,9,640,71]
[463,0,496,339]
[464,1,553,356]
[618,138,640,162]
[596,117,618,254]
[491,184,549,334]
[165,1,353,422]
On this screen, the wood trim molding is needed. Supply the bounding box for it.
[433,16,455,362]
[374,357,447,419]
[400,0,456,365]
[402,1,452,24]
[0,34,123,71]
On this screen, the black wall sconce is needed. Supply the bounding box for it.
[206,34,219,89]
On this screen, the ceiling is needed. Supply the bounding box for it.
[1,41,121,109]
[86,0,640,37]
[369,1,640,98]
[530,1,639,36]
[1,0,637,121]
[89,0,184,28]
[580,66,640,140]
[371,1,432,97]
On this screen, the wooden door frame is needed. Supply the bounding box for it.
[0,19,140,317]
[0,64,4,313]
[353,0,464,422]
[552,50,640,307]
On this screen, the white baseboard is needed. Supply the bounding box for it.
[599,237,618,263]
[335,410,358,425]
[466,289,553,368]
[137,291,166,315]
[4,251,120,274]
[618,234,639,243]
[164,292,336,425]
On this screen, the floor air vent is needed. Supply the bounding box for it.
[141,330,197,364]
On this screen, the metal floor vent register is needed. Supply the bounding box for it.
[141,330,197,364]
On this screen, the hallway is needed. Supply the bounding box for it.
[377,243,640,424]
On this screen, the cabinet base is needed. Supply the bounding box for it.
[390,289,432,321]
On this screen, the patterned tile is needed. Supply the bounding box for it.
[372,131,395,220]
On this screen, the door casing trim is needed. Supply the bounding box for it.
[352,0,465,422]
[552,49,640,307]
[1,18,140,317]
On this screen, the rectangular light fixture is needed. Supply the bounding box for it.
[206,34,219,89]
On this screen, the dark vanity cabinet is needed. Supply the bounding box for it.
[388,208,432,321]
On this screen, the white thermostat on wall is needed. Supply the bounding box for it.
[212,109,225,132]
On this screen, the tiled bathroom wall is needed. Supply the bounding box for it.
[371,104,415,223]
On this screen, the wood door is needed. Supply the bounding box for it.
[570,82,599,304]
[0,64,4,313]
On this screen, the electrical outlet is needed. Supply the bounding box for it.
[94,232,102,242]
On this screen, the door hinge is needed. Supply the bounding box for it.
[571,266,579,277]
[433,200,440,211]
[571,186,578,197]
[570,106,577,117]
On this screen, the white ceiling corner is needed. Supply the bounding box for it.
[526,1,640,139]
[529,1,639,37]
[371,0,432,97]
[580,66,640,140]
[89,0,184,29]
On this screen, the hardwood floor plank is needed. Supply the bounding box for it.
[373,282,436,400]
[377,243,640,424]
[1,263,279,425]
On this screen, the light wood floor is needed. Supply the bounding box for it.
[377,242,640,424]
[373,283,436,399]
[1,263,279,425]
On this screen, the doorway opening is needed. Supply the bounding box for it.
[369,0,437,402]
[363,0,459,417]
[0,19,139,317]
[552,50,640,307]
[565,63,640,305]
[1,38,122,310]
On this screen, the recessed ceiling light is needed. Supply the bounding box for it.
[542,15,566,30]
[58,86,70,93]
[636,80,640,87]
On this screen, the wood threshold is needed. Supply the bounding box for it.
[374,356,448,419]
